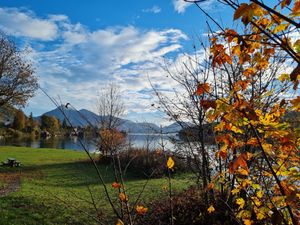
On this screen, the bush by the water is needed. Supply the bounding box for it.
[98,148,190,178]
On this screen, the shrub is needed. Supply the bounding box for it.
[136,187,239,225]
[118,148,189,178]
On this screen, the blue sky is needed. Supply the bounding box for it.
[0,0,234,125]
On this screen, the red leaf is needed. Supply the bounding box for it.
[195,83,211,95]
[200,99,217,110]
[229,152,249,174]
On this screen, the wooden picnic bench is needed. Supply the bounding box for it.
[1,158,21,167]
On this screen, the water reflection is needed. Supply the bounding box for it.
[0,134,176,152]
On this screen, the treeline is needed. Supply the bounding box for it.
[0,109,68,138]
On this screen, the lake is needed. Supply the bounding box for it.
[0,134,177,152]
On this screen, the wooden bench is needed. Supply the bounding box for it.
[1,158,21,167]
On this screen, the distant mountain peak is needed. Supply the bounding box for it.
[35,107,188,133]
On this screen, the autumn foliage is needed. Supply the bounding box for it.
[98,128,126,155]
[190,0,300,224]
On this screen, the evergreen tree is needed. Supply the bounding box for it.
[12,110,25,131]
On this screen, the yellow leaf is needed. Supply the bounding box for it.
[207,205,215,214]
[291,96,300,110]
[256,190,263,199]
[293,39,300,53]
[116,219,124,225]
[236,198,245,209]
[167,157,175,169]
[231,125,244,134]
[251,183,261,189]
[231,188,240,195]
[273,23,289,33]
[251,197,261,207]
[250,3,265,16]
[243,219,252,225]
[238,167,249,176]
[256,212,265,220]
[278,73,289,82]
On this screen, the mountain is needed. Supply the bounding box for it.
[35,106,160,133]
[37,105,98,127]
[162,121,191,133]
[120,120,160,133]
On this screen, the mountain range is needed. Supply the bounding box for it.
[35,106,189,134]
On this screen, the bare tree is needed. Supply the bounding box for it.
[97,82,125,130]
[0,33,38,108]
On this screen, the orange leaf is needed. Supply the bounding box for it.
[207,205,215,214]
[292,1,300,13]
[195,83,211,95]
[235,80,249,91]
[119,192,128,202]
[225,29,239,42]
[281,0,291,8]
[243,68,256,77]
[217,148,227,159]
[247,138,259,146]
[207,183,214,190]
[136,205,148,215]
[116,219,124,225]
[290,64,300,89]
[112,182,122,189]
[229,153,249,174]
[234,3,249,20]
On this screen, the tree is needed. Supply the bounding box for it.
[183,0,299,224]
[62,118,68,129]
[41,115,60,134]
[0,33,38,108]
[97,83,125,156]
[12,109,25,131]
[97,83,125,130]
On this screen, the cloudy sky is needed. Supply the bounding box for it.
[0,0,233,125]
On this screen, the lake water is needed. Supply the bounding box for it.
[0,134,177,152]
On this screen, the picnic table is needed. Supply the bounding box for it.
[1,158,21,167]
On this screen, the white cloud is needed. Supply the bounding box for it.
[0,8,58,41]
[143,5,161,14]
[173,0,191,13]
[0,6,190,124]
[172,0,217,13]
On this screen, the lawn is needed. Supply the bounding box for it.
[0,146,193,225]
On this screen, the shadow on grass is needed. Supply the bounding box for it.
[2,160,147,188]
[0,195,99,225]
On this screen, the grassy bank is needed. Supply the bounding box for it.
[0,146,193,225]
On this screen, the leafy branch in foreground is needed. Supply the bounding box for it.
[184,0,299,224]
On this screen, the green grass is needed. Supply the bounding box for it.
[0,146,193,225]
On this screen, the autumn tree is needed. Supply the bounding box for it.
[12,109,25,131]
[0,33,38,108]
[97,83,125,155]
[41,115,60,134]
[184,0,299,224]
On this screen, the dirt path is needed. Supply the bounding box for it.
[0,174,20,197]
